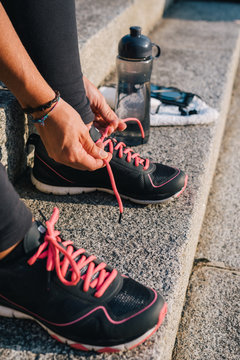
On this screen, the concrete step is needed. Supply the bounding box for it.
[0,89,29,182]
[0,1,240,359]
[0,0,173,182]
[172,60,240,360]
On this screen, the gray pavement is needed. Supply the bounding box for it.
[196,62,240,269]
[173,267,240,360]
[172,60,240,360]
[0,1,240,360]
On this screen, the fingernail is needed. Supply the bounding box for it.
[99,149,108,158]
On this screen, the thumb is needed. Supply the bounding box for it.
[82,132,109,160]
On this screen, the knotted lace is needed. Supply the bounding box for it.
[28,207,118,298]
[99,118,150,222]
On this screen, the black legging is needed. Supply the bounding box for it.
[2,0,94,124]
[0,0,94,251]
[0,164,32,251]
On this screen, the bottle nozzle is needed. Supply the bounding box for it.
[130,26,142,37]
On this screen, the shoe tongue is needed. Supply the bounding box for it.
[89,126,102,142]
[23,221,46,254]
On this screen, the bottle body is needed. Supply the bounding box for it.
[115,56,153,146]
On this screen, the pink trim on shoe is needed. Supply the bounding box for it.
[129,302,167,350]
[0,289,158,327]
[175,174,188,198]
[36,154,74,184]
[148,168,180,188]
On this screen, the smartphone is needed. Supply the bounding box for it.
[151,85,194,107]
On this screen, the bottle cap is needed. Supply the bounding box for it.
[118,26,160,60]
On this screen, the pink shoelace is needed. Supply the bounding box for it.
[28,207,118,298]
[98,118,150,222]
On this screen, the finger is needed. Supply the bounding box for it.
[100,104,127,134]
[106,124,116,136]
[106,119,127,136]
[56,140,112,171]
[99,102,120,130]
[117,120,127,132]
[96,141,105,150]
[94,118,127,136]
[71,151,112,171]
[83,132,109,160]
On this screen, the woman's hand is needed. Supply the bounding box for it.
[35,99,112,171]
[83,76,126,136]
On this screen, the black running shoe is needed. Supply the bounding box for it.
[28,127,187,205]
[0,208,167,352]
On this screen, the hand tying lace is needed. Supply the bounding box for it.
[28,207,118,298]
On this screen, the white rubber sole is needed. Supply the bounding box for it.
[31,173,187,205]
[0,303,167,352]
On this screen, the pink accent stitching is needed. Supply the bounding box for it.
[36,154,74,184]
[175,174,188,198]
[148,168,180,188]
[0,289,157,327]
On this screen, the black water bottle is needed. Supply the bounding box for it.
[115,26,160,145]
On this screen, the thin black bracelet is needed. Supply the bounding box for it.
[32,96,60,126]
[22,90,60,114]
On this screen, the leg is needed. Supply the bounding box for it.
[1,0,94,125]
[0,163,32,255]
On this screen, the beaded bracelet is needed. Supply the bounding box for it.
[32,96,60,126]
[23,90,60,114]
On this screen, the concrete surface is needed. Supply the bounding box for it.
[0,1,240,360]
[172,58,240,360]
[0,89,29,182]
[172,266,240,360]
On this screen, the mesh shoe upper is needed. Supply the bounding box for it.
[107,277,152,318]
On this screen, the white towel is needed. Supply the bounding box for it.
[99,86,219,126]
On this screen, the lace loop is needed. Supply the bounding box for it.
[107,140,150,170]
[28,207,117,298]
[100,118,149,170]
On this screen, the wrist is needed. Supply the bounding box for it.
[16,81,55,110]
[31,96,61,126]
[23,90,60,114]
